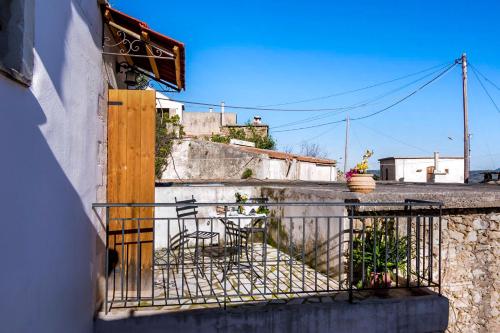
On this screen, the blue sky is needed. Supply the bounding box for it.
[112,0,500,170]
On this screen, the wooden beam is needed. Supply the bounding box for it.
[141,31,161,79]
[173,46,183,90]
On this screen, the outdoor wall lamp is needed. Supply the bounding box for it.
[116,62,138,87]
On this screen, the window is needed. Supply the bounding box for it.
[0,0,34,86]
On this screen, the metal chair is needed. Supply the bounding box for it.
[175,196,220,275]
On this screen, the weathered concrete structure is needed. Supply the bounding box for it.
[162,139,337,181]
[96,290,449,333]
[182,112,238,137]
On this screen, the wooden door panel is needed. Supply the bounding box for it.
[107,89,156,291]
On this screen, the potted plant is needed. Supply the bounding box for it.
[349,218,409,295]
[346,150,376,193]
[235,192,248,214]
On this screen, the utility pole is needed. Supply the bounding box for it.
[343,114,350,174]
[460,53,470,183]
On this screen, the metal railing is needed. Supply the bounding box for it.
[92,200,443,313]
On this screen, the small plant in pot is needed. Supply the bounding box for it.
[349,218,409,296]
[346,150,375,193]
[235,192,248,214]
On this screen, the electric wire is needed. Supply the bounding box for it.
[271,63,452,129]
[272,62,458,132]
[469,64,500,113]
[356,122,431,154]
[259,61,452,107]
[469,63,500,91]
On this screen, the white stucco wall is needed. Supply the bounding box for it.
[154,186,262,248]
[0,2,106,332]
[381,158,464,183]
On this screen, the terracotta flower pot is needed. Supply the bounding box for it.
[370,272,392,296]
[370,272,392,288]
[347,174,376,193]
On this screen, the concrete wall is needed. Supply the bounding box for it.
[162,140,336,181]
[96,292,449,333]
[182,112,237,136]
[0,1,106,332]
[155,185,262,248]
[261,187,347,276]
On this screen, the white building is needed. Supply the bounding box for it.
[0,2,185,332]
[379,153,464,183]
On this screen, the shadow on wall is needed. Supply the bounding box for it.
[0,83,103,333]
[0,1,105,333]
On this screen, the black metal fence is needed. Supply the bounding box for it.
[92,200,443,313]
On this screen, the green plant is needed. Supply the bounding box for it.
[235,192,248,214]
[350,218,408,288]
[155,113,184,179]
[241,168,253,179]
[210,133,230,144]
[208,126,276,150]
[256,206,270,215]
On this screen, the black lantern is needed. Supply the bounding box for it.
[116,62,138,87]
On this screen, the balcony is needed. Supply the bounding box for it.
[93,200,449,332]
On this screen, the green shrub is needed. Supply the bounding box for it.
[208,125,276,150]
[241,168,253,179]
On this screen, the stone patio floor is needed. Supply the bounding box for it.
[107,243,340,313]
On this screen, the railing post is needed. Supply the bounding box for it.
[438,204,442,295]
[348,205,354,303]
[104,207,109,314]
[405,200,412,288]
[223,205,227,310]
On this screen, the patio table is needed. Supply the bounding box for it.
[208,213,268,279]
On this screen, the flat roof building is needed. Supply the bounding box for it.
[379,153,464,183]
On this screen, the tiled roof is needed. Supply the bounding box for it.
[234,145,336,165]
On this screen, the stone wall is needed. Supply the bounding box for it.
[441,210,499,332]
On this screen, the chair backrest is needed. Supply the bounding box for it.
[220,219,245,246]
[175,196,198,218]
[175,196,198,235]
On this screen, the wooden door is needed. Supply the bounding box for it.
[107,89,156,292]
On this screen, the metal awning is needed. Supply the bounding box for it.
[102,6,185,91]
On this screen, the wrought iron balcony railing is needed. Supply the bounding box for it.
[92,200,443,314]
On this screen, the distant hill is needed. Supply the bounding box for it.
[470,169,500,184]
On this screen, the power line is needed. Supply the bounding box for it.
[356,122,430,154]
[350,62,458,121]
[259,61,452,107]
[157,98,356,112]
[272,62,458,132]
[157,63,457,113]
[469,64,500,91]
[271,63,452,129]
[469,64,500,113]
